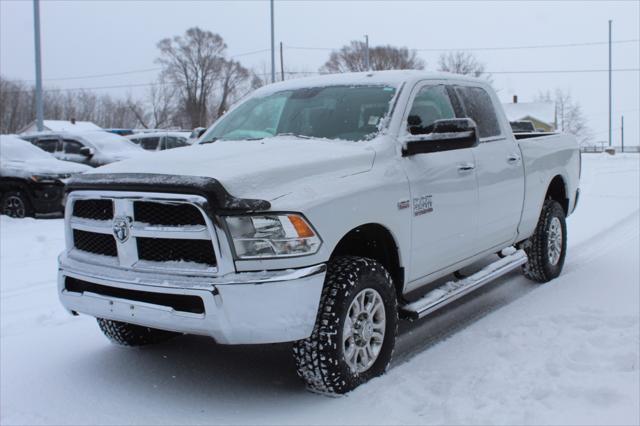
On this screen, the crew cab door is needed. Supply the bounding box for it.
[454,85,525,251]
[400,83,479,281]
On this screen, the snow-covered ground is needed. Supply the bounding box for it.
[1,154,638,425]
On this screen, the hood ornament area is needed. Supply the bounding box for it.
[112,216,132,243]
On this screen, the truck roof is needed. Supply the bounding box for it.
[254,70,488,96]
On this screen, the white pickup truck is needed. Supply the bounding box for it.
[58,71,580,394]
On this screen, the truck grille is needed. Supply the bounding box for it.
[73,199,113,220]
[68,195,217,271]
[137,237,216,265]
[73,230,117,257]
[133,201,205,226]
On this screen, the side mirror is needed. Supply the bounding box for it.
[402,118,479,157]
[197,128,207,138]
[79,147,95,158]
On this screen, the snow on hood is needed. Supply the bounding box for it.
[1,158,91,179]
[89,136,376,200]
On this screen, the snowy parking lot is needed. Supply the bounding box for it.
[1,153,638,425]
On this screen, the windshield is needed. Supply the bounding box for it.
[79,131,144,154]
[200,85,397,143]
[0,135,53,161]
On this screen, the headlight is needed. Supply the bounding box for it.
[30,174,65,183]
[225,214,321,259]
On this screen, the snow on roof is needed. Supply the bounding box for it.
[42,120,102,132]
[20,120,102,134]
[502,102,555,125]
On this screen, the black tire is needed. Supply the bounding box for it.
[293,256,398,394]
[1,191,32,218]
[522,199,567,283]
[97,318,179,346]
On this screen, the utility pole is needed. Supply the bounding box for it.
[621,115,624,152]
[608,19,612,147]
[33,0,44,131]
[364,34,370,71]
[270,0,275,83]
[280,41,285,81]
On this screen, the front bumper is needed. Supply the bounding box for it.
[58,254,326,344]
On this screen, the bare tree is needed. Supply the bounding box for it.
[156,27,226,128]
[215,60,250,117]
[537,89,592,144]
[127,78,177,129]
[321,41,425,73]
[437,51,491,82]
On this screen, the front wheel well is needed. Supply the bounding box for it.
[545,175,568,215]
[330,224,403,298]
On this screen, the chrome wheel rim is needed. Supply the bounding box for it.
[342,288,386,374]
[547,216,563,266]
[3,196,26,218]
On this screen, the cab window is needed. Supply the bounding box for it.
[139,137,160,151]
[407,85,456,135]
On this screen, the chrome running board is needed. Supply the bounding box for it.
[401,249,528,320]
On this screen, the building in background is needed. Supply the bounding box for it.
[503,96,556,132]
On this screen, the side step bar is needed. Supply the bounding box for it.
[401,249,528,320]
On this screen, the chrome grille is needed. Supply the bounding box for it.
[67,193,219,272]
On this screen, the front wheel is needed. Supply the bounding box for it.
[522,199,567,282]
[293,256,398,394]
[1,191,32,218]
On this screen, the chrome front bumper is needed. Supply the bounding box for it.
[58,254,326,344]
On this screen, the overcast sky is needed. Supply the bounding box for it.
[1,0,638,144]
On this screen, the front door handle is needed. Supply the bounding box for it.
[507,154,521,164]
[457,162,475,172]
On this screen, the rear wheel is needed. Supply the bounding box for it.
[97,318,179,346]
[1,191,32,218]
[522,199,567,282]
[292,256,398,394]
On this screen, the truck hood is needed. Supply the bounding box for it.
[90,136,376,200]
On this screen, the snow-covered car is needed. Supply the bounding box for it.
[0,135,91,218]
[57,71,580,394]
[126,131,191,151]
[21,130,147,167]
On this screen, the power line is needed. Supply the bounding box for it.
[284,38,639,52]
[5,68,639,94]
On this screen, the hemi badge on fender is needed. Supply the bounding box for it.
[397,199,410,210]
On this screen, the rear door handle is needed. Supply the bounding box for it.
[507,154,521,164]
[457,162,475,172]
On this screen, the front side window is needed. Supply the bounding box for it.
[63,139,84,154]
[406,85,456,135]
[201,85,397,143]
[455,86,501,139]
[164,136,187,149]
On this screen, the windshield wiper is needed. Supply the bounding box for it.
[274,133,314,139]
[199,137,218,145]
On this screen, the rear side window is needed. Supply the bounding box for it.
[455,86,501,138]
[406,85,456,135]
[34,139,60,153]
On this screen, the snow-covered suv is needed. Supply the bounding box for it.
[58,71,580,394]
